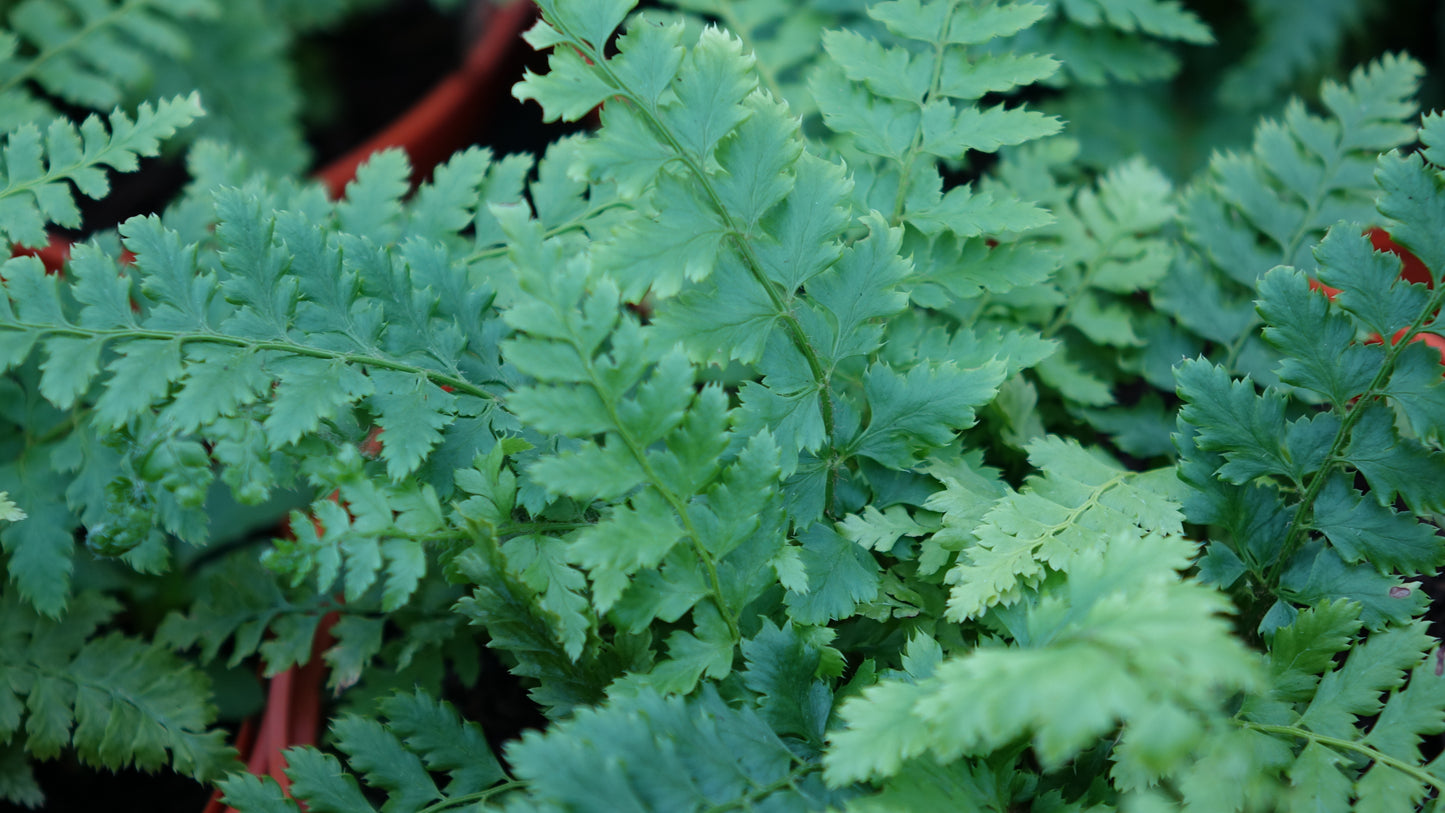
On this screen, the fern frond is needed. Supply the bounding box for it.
[0,93,203,248]
[1175,111,1445,635]
[939,435,1186,620]
[216,689,509,813]
[516,0,1005,533]
[0,0,215,126]
[1218,0,1384,111]
[505,685,842,811]
[1157,53,1421,382]
[0,147,522,613]
[810,0,1060,238]
[1190,602,1445,812]
[827,531,1259,787]
[0,588,236,804]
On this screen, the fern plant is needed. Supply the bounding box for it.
[0,0,1443,810]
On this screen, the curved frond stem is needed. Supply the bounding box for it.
[570,327,741,642]
[549,17,842,516]
[889,0,959,225]
[416,779,525,813]
[0,321,500,402]
[1242,721,1445,796]
[1264,283,1445,586]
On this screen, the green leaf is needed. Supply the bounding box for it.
[1343,404,1445,514]
[330,715,441,812]
[92,340,184,429]
[1175,359,1294,484]
[570,490,683,614]
[1298,621,1433,739]
[369,371,456,481]
[849,360,1005,469]
[1312,474,1443,574]
[37,335,105,409]
[740,621,831,742]
[660,27,756,163]
[264,357,375,448]
[1257,266,1376,405]
[281,748,377,813]
[378,690,505,794]
[0,94,204,247]
[162,344,271,434]
[784,523,879,625]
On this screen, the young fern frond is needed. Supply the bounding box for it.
[0,0,215,127]
[0,93,203,248]
[826,531,1260,799]
[937,435,1188,621]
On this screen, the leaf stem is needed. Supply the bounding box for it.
[0,321,499,403]
[570,326,741,642]
[416,779,525,813]
[889,0,961,225]
[549,18,842,516]
[1264,282,1445,586]
[1242,721,1445,795]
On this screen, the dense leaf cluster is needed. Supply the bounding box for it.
[0,0,1442,810]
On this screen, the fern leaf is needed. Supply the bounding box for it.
[0,589,235,799]
[505,685,837,811]
[827,531,1258,784]
[0,93,204,248]
[942,435,1186,620]
[1158,54,1421,381]
[1175,112,1445,635]
[0,0,215,121]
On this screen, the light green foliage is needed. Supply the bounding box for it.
[0,93,203,247]
[217,689,509,813]
[940,435,1187,620]
[828,532,1259,793]
[0,589,236,807]
[1157,54,1422,385]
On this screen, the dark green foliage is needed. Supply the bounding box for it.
[0,0,1444,810]
[0,590,236,806]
